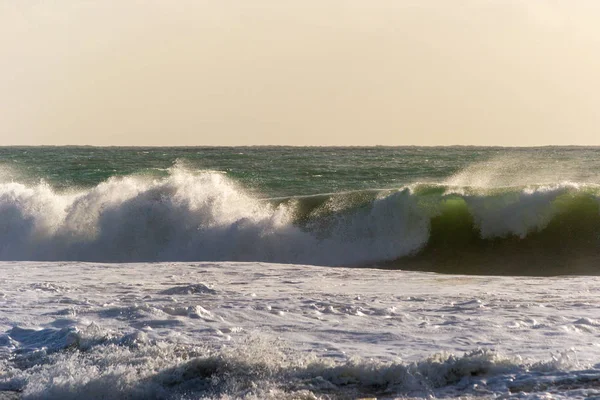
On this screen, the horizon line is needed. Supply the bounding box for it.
[1,144,600,149]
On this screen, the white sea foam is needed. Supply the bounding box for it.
[462,185,566,239]
[2,262,600,399]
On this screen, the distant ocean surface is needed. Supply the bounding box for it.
[1,146,600,274]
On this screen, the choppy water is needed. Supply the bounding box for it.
[1,146,600,274]
[3,146,600,195]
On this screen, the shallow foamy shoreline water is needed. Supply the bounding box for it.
[2,262,600,399]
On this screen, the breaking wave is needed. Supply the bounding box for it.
[1,167,600,274]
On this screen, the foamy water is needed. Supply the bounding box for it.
[2,262,600,399]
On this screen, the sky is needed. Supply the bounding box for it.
[1,1,599,146]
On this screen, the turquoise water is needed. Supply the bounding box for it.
[1,146,600,274]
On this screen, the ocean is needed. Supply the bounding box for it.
[1,146,600,399]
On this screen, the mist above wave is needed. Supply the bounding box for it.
[444,154,600,188]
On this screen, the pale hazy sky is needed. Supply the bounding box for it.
[1,1,599,146]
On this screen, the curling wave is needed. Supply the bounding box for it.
[1,168,600,275]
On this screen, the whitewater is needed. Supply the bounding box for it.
[3,262,600,399]
[2,146,600,398]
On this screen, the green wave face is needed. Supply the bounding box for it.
[275,185,600,275]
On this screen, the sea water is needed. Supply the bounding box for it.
[1,146,600,399]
